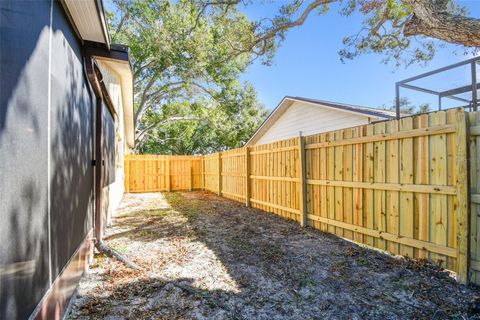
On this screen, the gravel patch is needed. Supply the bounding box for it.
[67,191,480,319]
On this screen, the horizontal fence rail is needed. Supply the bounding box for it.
[125,108,480,285]
[125,155,203,192]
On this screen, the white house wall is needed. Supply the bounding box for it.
[255,101,371,145]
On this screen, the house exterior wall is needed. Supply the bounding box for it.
[255,101,372,145]
[97,62,127,226]
[49,1,95,284]
[0,1,128,319]
[0,1,52,319]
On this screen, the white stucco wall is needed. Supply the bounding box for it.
[255,101,372,145]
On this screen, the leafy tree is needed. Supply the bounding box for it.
[108,0,281,153]
[381,97,431,114]
[417,103,431,114]
[338,0,479,66]
[108,0,478,154]
[138,82,268,154]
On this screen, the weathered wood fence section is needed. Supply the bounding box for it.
[125,108,480,285]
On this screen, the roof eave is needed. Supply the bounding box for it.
[95,0,111,49]
[245,96,293,146]
[61,0,111,48]
[286,96,397,119]
[84,42,135,149]
[246,96,394,146]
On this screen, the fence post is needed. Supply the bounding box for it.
[189,159,193,191]
[166,157,171,192]
[245,147,251,207]
[218,152,222,196]
[455,108,469,284]
[124,156,130,193]
[298,135,307,227]
[201,156,205,191]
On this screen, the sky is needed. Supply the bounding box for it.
[239,1,480,111]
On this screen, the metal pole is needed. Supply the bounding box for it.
[438,95,442,110]
[395,84,400,119]
[472,61,478,111]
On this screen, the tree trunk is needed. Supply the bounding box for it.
[403,0,480,47]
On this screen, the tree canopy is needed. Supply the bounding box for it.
[338,0,479,66]
[381,97,431,115]
[108,0,277,154]
[137,83,268,154]
[107,0,479,154]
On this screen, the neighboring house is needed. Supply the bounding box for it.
[246,96,396,146]
[0,1,134,319]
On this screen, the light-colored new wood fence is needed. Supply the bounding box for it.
[203,153,220,194]
[125,155,203,192]
[125,108,480,285]
[469,112,480,284]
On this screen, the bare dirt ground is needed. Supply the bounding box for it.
[68,191,480,319]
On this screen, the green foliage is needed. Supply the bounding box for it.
[138,83,268,155]
[381,97,431,115]
[108,0,354,155]
[108,0,275,154]
[339,0,428,67]
[107,0,476,155]
[338,0,475,67]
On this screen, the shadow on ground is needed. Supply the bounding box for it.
[68,192,480,319]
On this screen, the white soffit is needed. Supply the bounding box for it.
[96,57,135,148]
[63,0,109,45]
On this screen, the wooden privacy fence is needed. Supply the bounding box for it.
[469,112,480,285]
[125,108,480,285]
[124,155,203,192]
